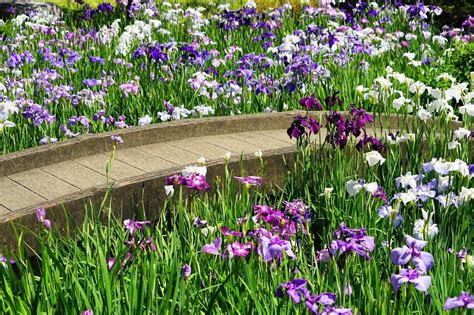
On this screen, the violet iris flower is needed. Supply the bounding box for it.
[36,207,51,229]
[390,267,431,293]
[123,219,151,235]
[444,292,474,310]
[305,292,337,312]
[234,176,262,186]
[299,95,322,111]
[221,226,244,238]
[258,235,296,262]
[0,257,15,265]
[227,241,253,257]
[202,238,222,256]
[111,135,124,145]
[181,264,192,280]
[329,222,375,260]
[319,306,352,315]
[275,279,310,304]
[81,310,93,315]
[391,235,434,272]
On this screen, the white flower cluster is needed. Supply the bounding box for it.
[0,100,19,130]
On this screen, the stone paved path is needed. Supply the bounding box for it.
[0,129,297,216]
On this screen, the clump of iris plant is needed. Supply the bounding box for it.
[275,278,352,314]
[389,236,434,294]
[390,266,431,293]
[444,292,474,310]
[316,222,375,262]
[166,165,211,193]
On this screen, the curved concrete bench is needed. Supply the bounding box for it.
[0,111,461,250]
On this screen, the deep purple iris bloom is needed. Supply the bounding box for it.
[275,279,310,304]
[391,235,434,272]
[123,219,151,235]
[181,264,192,280]
[97,2,113,12]
[258,235,296,262]
[444,292,474,310]
[299,95,322,111]
[390,267,431,293]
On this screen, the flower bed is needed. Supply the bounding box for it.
[0,1,473,314]
[0,1,472,154]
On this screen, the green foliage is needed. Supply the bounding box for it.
[442,41,474,84]
[0,111,472,314]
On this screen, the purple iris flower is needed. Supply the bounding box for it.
[81,310,93,315]
[305,292,337,312]
[258,235,295,262]
[287,120,305,139]
[123,219,151,235]
[275,279,310,304]
[111,135,124,145]
[331,222,375,259]
[202,238,222,256]
[390,267,431,293]
[444,292,474,310]
[181,264,192,280]
[299,95,322,111]
[36,207,51,229]
[97,2,113,12]
[193,217,208,228]
[319,306,352,315]
[227,241,253,257]
[164,101,174,115]
[0,256,15,265]
[221,226,244,238]
[184,173,211,192]
[391,235,434,272]
[234,176,262,186]
[89,56,105,64]
[7,53,22,68]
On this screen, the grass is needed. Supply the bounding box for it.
[0,107,472,313]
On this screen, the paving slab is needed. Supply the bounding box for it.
[169,138,236,161]
[8,168,79,200]
[0,205,10,216]
[0,177,46,211]
[114,148,177,173]
[229,131,295,150]
[41,161,108,190]
[74,153,146,181]
[199,135,262,155]
[136,142,200,165]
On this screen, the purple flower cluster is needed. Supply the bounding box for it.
[108,218,155,270]
[287,115,320,140]
[253,200,310,238]
[390,235,433,293]
[234,176,262,187]
[200,200,312,263]
[166,172,211,193]
[444,292,474,310]
[317,222,375,261]
[276,279,351,314]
